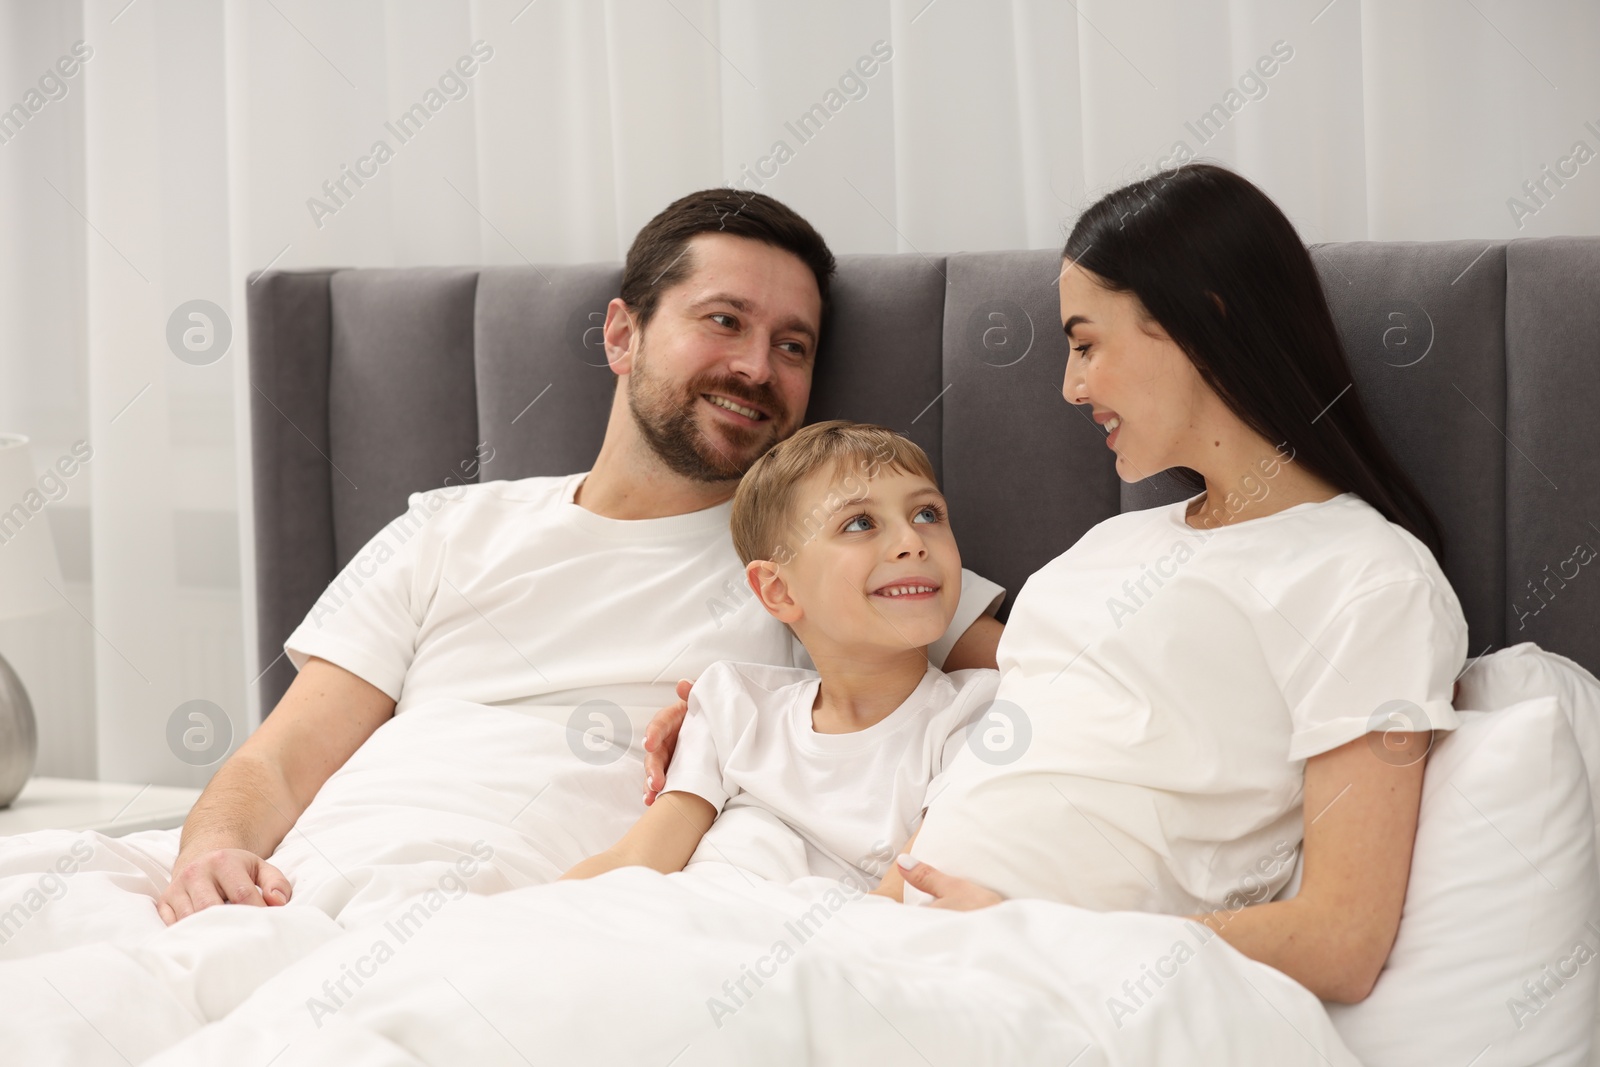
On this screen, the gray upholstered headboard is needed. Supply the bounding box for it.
[247,239,1600,714]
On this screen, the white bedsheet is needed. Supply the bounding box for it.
[0,699,1358,1064]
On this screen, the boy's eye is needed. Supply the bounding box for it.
[912,505,943,524]
[842,514,873,533]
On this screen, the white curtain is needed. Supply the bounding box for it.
[1,0,1596,787]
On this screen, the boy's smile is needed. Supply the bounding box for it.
[756,466,961,661]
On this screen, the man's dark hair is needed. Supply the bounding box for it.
[619,188,837,331]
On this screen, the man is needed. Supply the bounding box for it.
[157,188,1004,923]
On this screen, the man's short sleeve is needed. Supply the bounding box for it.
[282,488,450,701]
[1282,577,1468,762]
[662,662,739,812]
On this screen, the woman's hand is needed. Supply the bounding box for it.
[642,678,693,806]
[893,854,1004,911]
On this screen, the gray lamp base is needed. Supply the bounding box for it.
[0,651,38,809]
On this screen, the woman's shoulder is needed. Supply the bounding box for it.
[1028,487,1451,603]
[1277,492,1447,588]
[1243,493,1465,638]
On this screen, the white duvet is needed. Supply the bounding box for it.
[0,700,1358,1065]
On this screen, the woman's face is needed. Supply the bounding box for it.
[1058,260,1219,483]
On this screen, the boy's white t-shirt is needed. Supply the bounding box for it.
[662,660,1002,886]
[909,490,1468,915]
[283,474,1004,718]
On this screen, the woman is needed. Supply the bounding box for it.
[888,162,1467,1006]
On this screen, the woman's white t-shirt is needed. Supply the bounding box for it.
[909,490,1468,914]
[663,661,1001,887]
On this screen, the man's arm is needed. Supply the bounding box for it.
[941,615,1003,672]
[560,791,717,880]
[156,655,397,924]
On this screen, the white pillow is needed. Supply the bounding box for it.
[1275,641,1600,902]
[1456,642,1600,866]
[1455,642,1600,1062]
[1326,697,1599,1066]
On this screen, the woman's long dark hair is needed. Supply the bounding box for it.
[1062,162,1446,562]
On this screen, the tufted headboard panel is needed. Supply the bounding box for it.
[247,238,1600,712]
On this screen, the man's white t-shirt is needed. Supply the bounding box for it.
[284,473,1004,722]
[909,490,1467,914]
[662,660,1001,886]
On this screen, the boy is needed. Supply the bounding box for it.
[560,421,998,899]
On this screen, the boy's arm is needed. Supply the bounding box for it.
[560,791,718,880]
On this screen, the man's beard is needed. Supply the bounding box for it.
[626,343,790,483]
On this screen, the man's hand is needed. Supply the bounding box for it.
[894,854,1004,911]
[156,848,293,925]
[642,679,692,806]
[155,657,394,926]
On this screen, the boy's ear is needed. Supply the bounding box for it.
[747,559,802,624]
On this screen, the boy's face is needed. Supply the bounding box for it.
[750,465,962,658]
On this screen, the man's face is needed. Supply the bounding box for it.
[622,232,822,482]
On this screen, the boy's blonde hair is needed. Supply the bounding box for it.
[730,420,938,567]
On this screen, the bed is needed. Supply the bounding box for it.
[1,237,1597,1064]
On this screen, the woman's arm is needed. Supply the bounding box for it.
[560,791,717,880]
[869,829,921,901]
[882,823,1007,909]
[1186,730,1433,1003]
[895,730,1434,1002]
